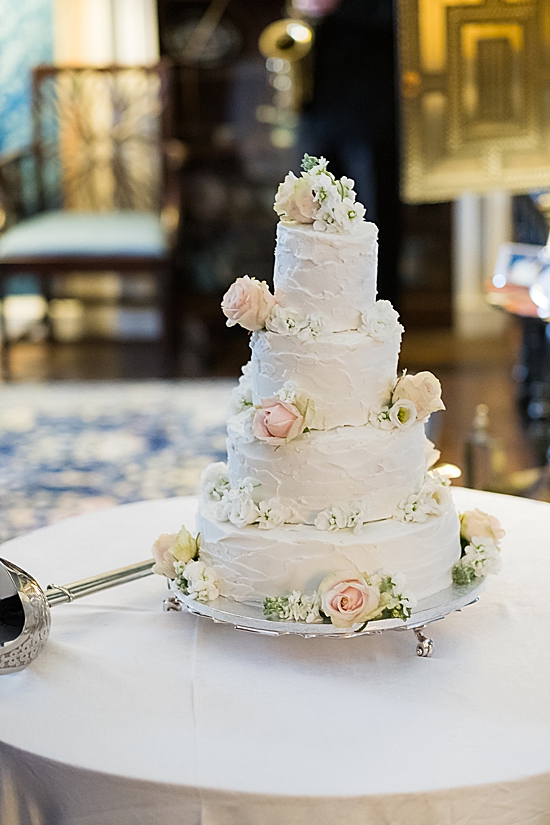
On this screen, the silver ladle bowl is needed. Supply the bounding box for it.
[0,557,154,675]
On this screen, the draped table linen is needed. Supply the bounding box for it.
[0,489,549,825]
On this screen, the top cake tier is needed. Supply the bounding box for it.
[273,222,378,332]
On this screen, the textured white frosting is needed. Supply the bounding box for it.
[274,222,378,331]
[198,498,461,604]
[250,328,400,430]
[227,418,428,525]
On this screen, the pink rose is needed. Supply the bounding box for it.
[460,509,505,544]
[152,533,178,578]
[392,371,445,421]
[274,172,319,224]
[319,571,381,628]
[221,276,276,332]
[252,398,305,443]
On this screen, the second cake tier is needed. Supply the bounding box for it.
[227,417,429,524]
[250,327,400,430]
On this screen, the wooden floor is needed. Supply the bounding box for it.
[1,315,539,494]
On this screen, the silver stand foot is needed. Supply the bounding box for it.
[163,595,183,612]
[414,626,434,657]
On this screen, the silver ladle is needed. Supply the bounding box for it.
[0,557,155,675]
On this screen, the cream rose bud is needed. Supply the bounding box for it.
[392,371,445,420]
[221,276,276,332]
[252,399,305,443]
[460,509,505,544]
[152,532,178,578]
[319,571,381,628]
[171,525,198,565]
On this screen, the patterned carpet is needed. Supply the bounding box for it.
[0,380,234,543]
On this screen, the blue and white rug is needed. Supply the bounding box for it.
[0,380,234,543]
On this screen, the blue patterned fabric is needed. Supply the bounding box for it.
[0,381,233,543]
[0,211,168,260]
[0,1,53,153]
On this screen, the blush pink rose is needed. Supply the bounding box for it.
[319,571,381,628]
[252,398,305,443]
[460,509,505,544]
[392,371,445,421]
[152,532,178,578]
[221,276,276,332]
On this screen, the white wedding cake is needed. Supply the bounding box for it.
[152,157,505,629]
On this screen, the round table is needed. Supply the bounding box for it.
[1,489,549,825]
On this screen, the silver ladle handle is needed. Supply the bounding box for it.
[45,559,155,606]
[0,557,159,674]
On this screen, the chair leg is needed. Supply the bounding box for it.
[159,268,180,378]
[41,274,54,341]
[0,279,11,381]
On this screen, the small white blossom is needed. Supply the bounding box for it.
[345,501,369,534]
[264,590,322,623]
[360,301,403,342]
[228,495,260,527]
[200,462,230,502]
[395,492,431,523]
[394,472,451,523]
[257,497,292,530]
[315,506,349,531]
[180,559,220,602]
[275,381,297,404]
[265,305,305,336]
[460,537,502,577]
[389,399,417,429]
[296,315,324,341]
[207,496,231,522]
[369,406,394,430]
[228,363,254,415]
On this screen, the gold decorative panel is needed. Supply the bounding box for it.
[34,68,163,213]
[397,0,550,202]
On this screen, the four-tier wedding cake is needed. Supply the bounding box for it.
[152,157,504,629]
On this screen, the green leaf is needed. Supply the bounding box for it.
[301,154,320,172]
[452,563,473,586]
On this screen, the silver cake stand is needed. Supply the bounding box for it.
[165,578,486,657]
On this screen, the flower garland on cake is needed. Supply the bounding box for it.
[151,508,504,629]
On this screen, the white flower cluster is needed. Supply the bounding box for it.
[263,570,417,626]
[264,590,322,623]
[462,538,502,576]
[174,559,219,603]
[266,305,325,340]
[374,570,418,618]
[200,462,231,507]
[314,501,369,535]
[228,362,254,416]
[394,472,451,523]
[274,155,366,235]
[360,300,404,343]
[200,462,293,530]
[453,537,502,585]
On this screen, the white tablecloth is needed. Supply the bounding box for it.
[1,489,549,825]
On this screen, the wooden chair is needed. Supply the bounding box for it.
[0,61,184,378]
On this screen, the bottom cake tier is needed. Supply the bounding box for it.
[197,502,461,605]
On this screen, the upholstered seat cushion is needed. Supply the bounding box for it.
[0,211,168,260]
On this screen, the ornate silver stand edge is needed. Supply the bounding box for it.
[165,578,485,656]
